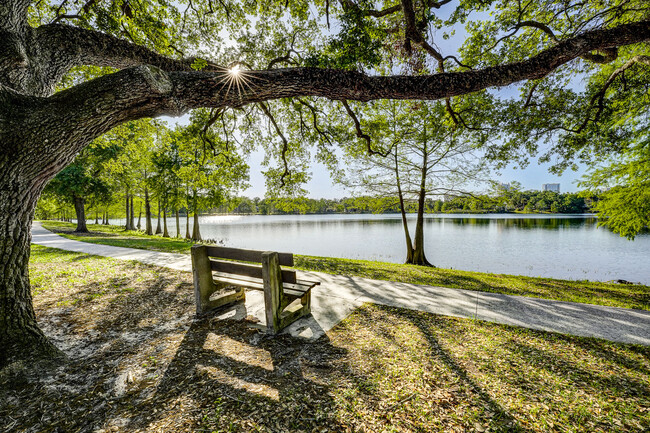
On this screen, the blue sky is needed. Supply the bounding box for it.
[240,150,586,199]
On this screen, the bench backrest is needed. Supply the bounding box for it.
[203,246,296,283]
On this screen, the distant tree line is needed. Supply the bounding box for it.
[218,189,597,216]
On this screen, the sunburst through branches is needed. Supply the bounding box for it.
[217,63,254,100]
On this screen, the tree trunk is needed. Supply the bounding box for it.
[137,202,142,230]
[73,195,88,233]
[192,211,201,241]
[145,188,153,235]
[410,126,433,267]
[162,207,169,238]
[0,178,63,367]
[124,191,130,230]
[185,209,190,239]
[175,208,180,238]
[394,148,415,263]
[155,198,162,234]
[129,195,135,231]
[94,211,98,225]
[191,191,201,241]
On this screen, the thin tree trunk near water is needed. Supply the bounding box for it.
[162,207,169,237]
[129,195,135,231]
[192,212,201,241]
[175,209,180,238]
[409,125,433,267]
[124,191,130,230]
[185,210,190,239]
[191,190,201,241]
[394,148,415,263]
[73,195,88,233]
[145,188,153,235]
[155,198,162,234]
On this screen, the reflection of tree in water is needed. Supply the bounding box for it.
[423,216,597,231]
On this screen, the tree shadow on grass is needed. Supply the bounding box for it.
[389,307,531,433]
[507,340,650,398]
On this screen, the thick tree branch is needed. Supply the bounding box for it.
[35,24,198,72]
[0,0,30,32]
[17,19,650,174]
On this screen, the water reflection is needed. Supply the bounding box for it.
[108,213,649,284]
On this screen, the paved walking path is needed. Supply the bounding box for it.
[32,222,650,345]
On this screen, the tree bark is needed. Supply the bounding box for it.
[175,208,180,238]
[410,125,433,267]
[155,198,162,234]
[0,175,62,366]
[191,191,201,241]
[144,188,153,235]
[129,195,135,231]
[192,211,202,241]
[73,195,88,233]
[124,191,130,230]
[162,207,169,238]
[185,211,191,239]
[394,148,415,263]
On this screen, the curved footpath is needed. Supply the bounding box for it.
[31,222,650,345]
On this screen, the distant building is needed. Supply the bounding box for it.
[542,183,560,193]
[499,182,511,191]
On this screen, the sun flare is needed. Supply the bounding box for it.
[228,64,241,76]
[219,63,253,98]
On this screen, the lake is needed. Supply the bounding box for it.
[109,213,650,284]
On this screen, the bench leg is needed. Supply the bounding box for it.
[192,245,216,315]
[192,245,247,316]
[262,251,312,334]
[262,251,283,334]
[276,291,311,330]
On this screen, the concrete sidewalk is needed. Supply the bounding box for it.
[31,222,650,345]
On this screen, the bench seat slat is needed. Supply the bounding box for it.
[213,274,265,290]
[212,272,316,297]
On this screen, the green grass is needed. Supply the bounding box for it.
[42,220,196,253]
[294,256,650,311]
[41,220,650,310]
[9,246,650,432]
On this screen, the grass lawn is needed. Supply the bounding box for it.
[0,245,648,432]
[41,221,650,310]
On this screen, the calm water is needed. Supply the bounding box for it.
[109,213,650,284]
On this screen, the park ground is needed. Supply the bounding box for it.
[0,223,648,432]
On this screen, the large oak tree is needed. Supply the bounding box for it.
[1,0,649,367]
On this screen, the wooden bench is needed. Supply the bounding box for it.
[191,245,320,334]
